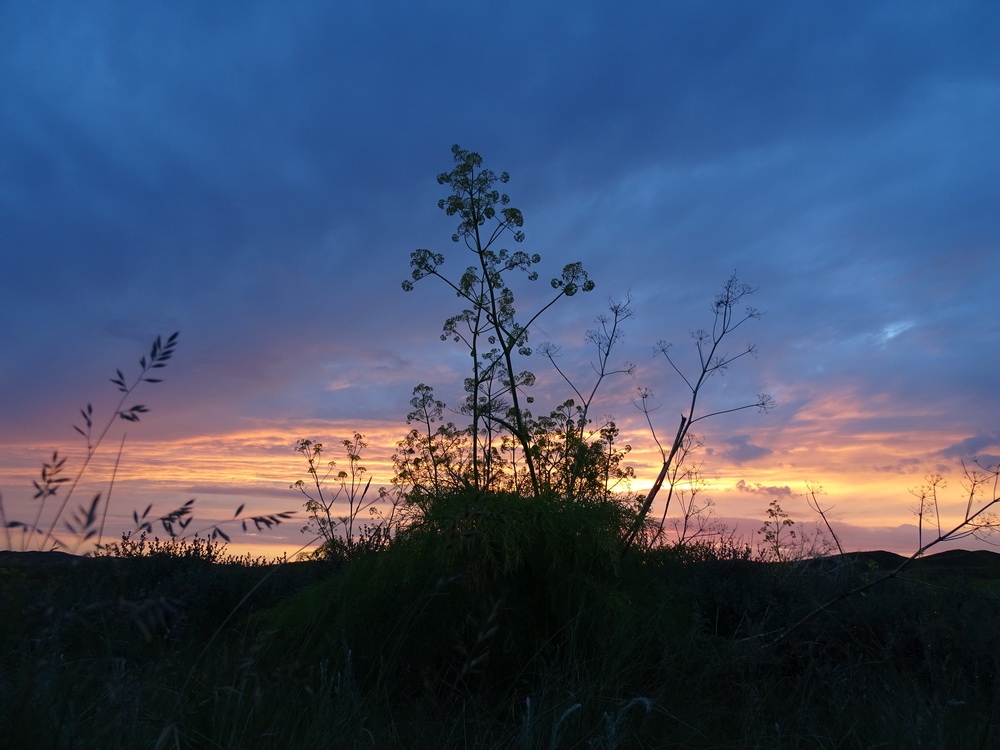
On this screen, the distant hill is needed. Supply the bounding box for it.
[834,548,1000,579]
[4,547,1000,580]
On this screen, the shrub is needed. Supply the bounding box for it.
[259,488,680,711]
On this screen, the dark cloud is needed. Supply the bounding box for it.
[733,480,793,498]
[713,436,774,465]
[938,434,1000,460]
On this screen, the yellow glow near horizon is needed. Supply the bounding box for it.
[0,413,992,557]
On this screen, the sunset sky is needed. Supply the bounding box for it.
[2,1,999,557]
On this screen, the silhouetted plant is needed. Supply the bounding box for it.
[625,276,775,551]
[535,296,637,500]
[640,432,731,550]
[519,403,635,502]
[403,144,597,496]
[94,530,229,564]
[757,499,797,562]
[292,433,402,559]
[392,384,476,507]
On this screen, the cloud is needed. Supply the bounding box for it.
[938,433,1000,460]
[872,458,924,474]
[733,480,793,498]
[717,435,773,464]
[184,485,292,501]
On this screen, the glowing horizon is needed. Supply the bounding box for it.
[2,406,995,559]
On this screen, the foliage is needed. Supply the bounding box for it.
[261,486,670,725]
[93,530,231,564]
[391,384,474,506]
[524,405,635,501]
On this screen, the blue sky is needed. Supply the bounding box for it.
[2,1,999,555]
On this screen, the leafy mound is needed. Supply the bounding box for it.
[259,490,686,707]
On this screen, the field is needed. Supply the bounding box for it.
[3,523,999,749]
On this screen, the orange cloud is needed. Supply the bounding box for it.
[1,406,991,559]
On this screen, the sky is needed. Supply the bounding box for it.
[2,0,999,558]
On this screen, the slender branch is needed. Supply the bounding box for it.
[626,276,770,553]
[94,434,127,552]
